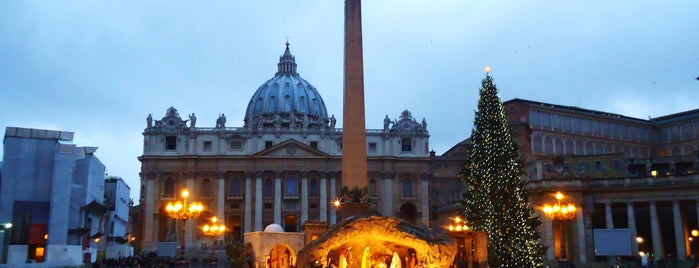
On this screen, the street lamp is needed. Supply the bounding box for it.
[165,189,204,262]
[542,191,577,261]
[201,216,226,264]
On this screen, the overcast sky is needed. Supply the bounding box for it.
[1,1,697,203]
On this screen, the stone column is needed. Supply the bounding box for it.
[185,176,194,249]
[383,172,394,217]
[329,173,337,224]
[274,173,282,225]
[605,201,614,229]
[575,206,587,263]
[255,172,263,231]
[420,175,429,227]
[301,172,309,225]
[319,174,327,222]
[649,201,662,258]
[543,213,555,261]
[217,173,225,241]
[143,175,156,252]
[244,172,252,233]
[673,200,687,260]
[627,202,638,255]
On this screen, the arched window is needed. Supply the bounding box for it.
[544,137,553,154]
[163,178,174,197]
[229,177,242,197]
[285,177,298,196]
[264,179,274,197]
[402,178,414,198]
[532,136,543,153]
[368,179,378,197]
[585,142,593,155]
[565,140,574,155]
[555,138,564,155]
[202,179,211,197]
[309,178,319,197]
[575,141,583,155]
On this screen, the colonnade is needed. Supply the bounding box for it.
[543,197,699,263]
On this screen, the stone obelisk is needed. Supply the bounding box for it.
[341,0,369,215]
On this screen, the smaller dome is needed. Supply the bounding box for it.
[264,224,284,233]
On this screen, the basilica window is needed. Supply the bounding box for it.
[310,141,318,149]
[285,177,298,196]
[264,179,274,197]
[368,142,377,153]
[265,141,273,149]
[229,177,242,197]
[163,178,174,197]
[165,136,177,150]
[202,179,211,197]
[401,138,412,152]
[402,178,414,198]
[309,178,319,197]
[203,141,212,152]
[230,140,243,150]
[544,137,553,154]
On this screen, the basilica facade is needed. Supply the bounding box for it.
[138,44,433,252]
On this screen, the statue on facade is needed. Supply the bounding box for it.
[216,113,227,128]
[273,114,281,128]
[147,114,153,128]
[383,115,391,130]
[302,114,309,128]
[330,114,337,128]
[189,113,197,128]
[421,118,427,130]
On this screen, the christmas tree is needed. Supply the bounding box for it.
[460,70,545,267]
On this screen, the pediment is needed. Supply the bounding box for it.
[254,139,330,158]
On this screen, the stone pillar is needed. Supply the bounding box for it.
[217,173,225,241]
[543,214,555,261]
[627,202,638,255]
[274,173,282,225]
[329,173,337,224]
[673,200,686,260]
[143,175,156,251]
[605,201,614,229]
[575,206,587,263]
[301,172,309,225]
[319,174,327,222]
[383,172,394,217]
[185,176,194,248]
[244,172,252,233]
[650,201,663,258]
[255,172,263,231]
[420,176,429,226]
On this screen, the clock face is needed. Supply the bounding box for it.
[166,118,178,128]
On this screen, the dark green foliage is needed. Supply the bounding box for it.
[460,74,545,267]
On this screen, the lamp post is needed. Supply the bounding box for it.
[201,216,226,265]
[448,216,470,268]
[165,189,204,263]
[542,191,576,261]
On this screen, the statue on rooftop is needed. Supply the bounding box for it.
[147,114,153,128]
[189,113,197,128]
[384,115,391,130]
[330,114,337,128]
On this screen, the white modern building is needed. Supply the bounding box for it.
[104,176,133,259]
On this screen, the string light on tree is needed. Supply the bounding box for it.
[459,71,545,267]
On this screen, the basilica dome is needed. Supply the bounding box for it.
[244,43,329,128]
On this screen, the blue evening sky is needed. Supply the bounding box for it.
[1,1,697,202]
